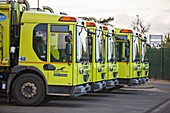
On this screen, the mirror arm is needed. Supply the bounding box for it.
[67,57,71,66]
[146,43,151,48]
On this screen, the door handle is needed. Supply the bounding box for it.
[43,64,56,70]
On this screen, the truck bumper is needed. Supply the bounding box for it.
[105,79,119,89]
[71,85,88,97]
[117,78,140,86]
[141,77,149,84]
[91,81,106,92]
[130,79,139,85]
[106,80,115,89]
[114,79,119,85]
[47,85,89,97]
[85,84,91,92]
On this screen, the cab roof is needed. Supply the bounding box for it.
[21,11,77,24]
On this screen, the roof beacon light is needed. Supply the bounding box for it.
[59,16,77,22]
[103,26,108,30]
[139,34,142,37]
[86,22,96,27]
[120,29,133,33]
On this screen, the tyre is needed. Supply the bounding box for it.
[12,73,45,106]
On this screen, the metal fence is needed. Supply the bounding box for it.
[148,48,170,80]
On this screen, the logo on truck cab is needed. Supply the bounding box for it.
[0,13,6,21]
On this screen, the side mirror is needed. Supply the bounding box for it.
[88,45,92,60]
[125,41,130,59]
[125,42,130,48]
[66,43,71,56]
[66,43,72,64]
[124,48,130,62]
[65,35,71,42]
[88,36,92,46]
[125,48,130,57]
[146,43,151,48]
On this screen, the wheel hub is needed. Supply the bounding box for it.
[20,82,37,98]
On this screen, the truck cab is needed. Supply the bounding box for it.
[0,0,91,105]
[103,25,119,89]
[140,35,149,84]
[115,28,142,86]
[86,21,107,92]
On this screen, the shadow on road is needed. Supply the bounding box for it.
[41,101,86,107]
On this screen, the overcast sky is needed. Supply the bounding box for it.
[27,0,170,34]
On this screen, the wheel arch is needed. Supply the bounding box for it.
[7,65,48,97]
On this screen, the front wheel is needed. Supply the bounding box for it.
[12,73,45,106]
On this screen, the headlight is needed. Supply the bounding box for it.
[98,67,102,72]
[110,66,113,71]
[134,66,137,70]
[79,68,84,74]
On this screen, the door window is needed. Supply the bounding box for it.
[33,24,47,61]
[50,25,70,62]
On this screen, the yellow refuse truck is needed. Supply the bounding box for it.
[86,21,107,92]
[115,28,142,86]
[140,34,149,84]
[103,25,119,89]
[0,0,91,105]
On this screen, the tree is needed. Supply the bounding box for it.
[98,17,114,25]
[88,17,114,26]
[131,15,151,35]
[162,33,170,48]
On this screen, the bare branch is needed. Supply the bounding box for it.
[131,15,151,35]
[98,17,114,24]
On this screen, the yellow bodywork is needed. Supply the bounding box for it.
[86,23,108,91]
[115,28,141,85]
[0,4,11,66]
[103,27,119,81]
[18,11,91,86]
[140,35,149,81]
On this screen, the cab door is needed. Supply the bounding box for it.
[47,24,73,86]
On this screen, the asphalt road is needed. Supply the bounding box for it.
[0,82,170,113]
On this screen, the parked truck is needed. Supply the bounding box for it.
[103,25,119,89]
[84,18,119,92]
[115,28,142,86]
[140,34,149,84]
[85,20,106,92]
[0,0,91,105]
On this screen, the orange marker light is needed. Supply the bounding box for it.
[103,26,108,30]
[86,22,96,27]
[139,34,142,37]
[120,29,133,33]
[59,16,77,22]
